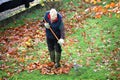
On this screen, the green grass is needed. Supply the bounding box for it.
[0,0,120,80]
[65,15,119,80]
[8,69,83,80]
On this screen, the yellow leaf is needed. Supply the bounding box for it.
[108,12,112,18]
[85,0,90,3]
[90,0,97,4]
[25,42,31,46]
[41,3,45,6]
[55,0,60,1]
[39,0,44,6]
[116,14,120,18]
[28,38,32,42]
[93,1,97,4]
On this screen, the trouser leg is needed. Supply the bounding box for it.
[49,50,55,63]
[55,43,62,68]
[47,38,62,68]
[47,38,55,62]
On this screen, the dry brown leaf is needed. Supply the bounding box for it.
[7,47,18,55]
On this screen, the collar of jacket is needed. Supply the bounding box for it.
[47,13,58,23]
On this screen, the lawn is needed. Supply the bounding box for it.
[0,0,120,80]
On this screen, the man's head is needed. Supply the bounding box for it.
[50,8,57,21]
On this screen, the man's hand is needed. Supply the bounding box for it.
[44,23,50,29]
[58,39,64,45]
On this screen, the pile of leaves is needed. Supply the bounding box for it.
[83,0,101,4]
[0,19,73,77]
[0,20,45,54]
[26,61,73,75]
[84,1,120,18]
[0,20,45,77]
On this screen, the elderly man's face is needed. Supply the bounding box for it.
[51,15,57,20]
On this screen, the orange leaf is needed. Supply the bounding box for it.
[62,67,70,74]
[93,7,98,12]
[97,0,101,3]
[41,68,48,74]
[105,4,110,9]
[58,68,63,74]
[47,62,54,67]
[110,2,115,8]
[102,8,108,14]
[18,57,25,63]
[95,13,102,18]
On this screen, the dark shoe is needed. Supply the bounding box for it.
[55,63,61,68]
[55,52,61,68]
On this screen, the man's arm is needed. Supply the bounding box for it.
[60,21,65,39]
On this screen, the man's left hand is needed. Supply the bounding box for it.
[58,39,64,45]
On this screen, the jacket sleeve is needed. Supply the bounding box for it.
[60,21,65,39]
[44,11,49,23]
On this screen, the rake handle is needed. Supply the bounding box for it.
[49,27,59,40]
[44,19,59,40]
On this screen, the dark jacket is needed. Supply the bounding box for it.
[44,11,65,39]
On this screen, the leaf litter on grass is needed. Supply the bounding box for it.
[0,18,74,78]
[0,0,120,79]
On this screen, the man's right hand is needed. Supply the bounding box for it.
[44,23,50,29]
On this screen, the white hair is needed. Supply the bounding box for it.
[50,8,57,21]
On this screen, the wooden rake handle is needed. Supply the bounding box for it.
[44,19,59,40]
[49,27,59,40]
